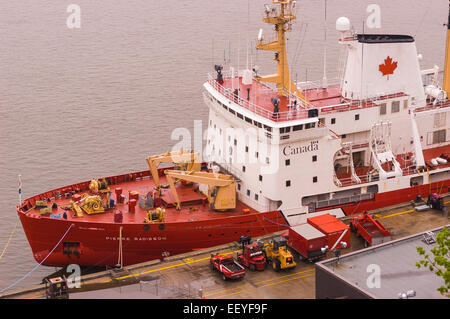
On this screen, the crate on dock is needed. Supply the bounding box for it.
[307,214,351,249]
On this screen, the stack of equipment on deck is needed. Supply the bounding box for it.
[307,214,351,250]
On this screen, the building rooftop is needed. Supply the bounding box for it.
[317,225,450,299]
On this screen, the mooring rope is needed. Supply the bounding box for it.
[0,219,20,261]
[0,223,74,294]
[262,216,289,228]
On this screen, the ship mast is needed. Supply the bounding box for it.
[443,0,450,96]
[255,0,308,102]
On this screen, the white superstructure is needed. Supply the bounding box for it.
[202,6,450,226]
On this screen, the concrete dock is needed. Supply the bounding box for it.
[1,198,449,299]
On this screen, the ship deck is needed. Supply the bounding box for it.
[208,75,450,124]
[19,168,258,225]
[207,75,408,123]
[335,144,450,187]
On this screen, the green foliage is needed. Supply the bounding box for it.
[416,227,450,296]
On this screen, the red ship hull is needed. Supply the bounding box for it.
[17,169,449,267]
[18,209,286,267]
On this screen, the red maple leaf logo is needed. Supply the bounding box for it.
[379,56,398,80]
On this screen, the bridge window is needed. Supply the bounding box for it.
[293,124,303,131]
[379,103,387,115]
[391,101,400,113]
[280,127,291,134]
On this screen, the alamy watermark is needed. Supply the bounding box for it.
[366,4,381,29]
[366,264,381,289]
[66,264,81,288]
[170,120,281,175]
[66,4,81,29]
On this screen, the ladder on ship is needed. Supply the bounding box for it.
[369,121,403,180]
[342,142,362,184]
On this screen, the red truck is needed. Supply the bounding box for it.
[350,211,391,247]
[236,236,266,271]
[286,224,329,262]
[210,254,246,281]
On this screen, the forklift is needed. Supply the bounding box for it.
[263,236,296,272]
[236,236,266,271]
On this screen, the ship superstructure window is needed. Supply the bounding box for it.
[312,155,317,162]
[238,184,241,191]
[254,121,262,128]
[391,101,400,113]
[229,108,236,115]
[255,152,259,158]
[245,146,249,153]
[355,114,360,121]
[242,166,246,172]
[266,157,270,164]
[293,124,303,131]
[245,117,252,124]
[433,129,446,144]
[434,112,446,128]
[285,159,290,166]
[331,118,336,124]
[280,127,291,134]
[286,180,291,187]
[259,175,263,181]
[255,194,259,201]
[319,118,325,126]
[313,176,318,183]
[247,189,251,196]
[380,103,387,115]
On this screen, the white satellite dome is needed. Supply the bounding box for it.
[336,17,351,32]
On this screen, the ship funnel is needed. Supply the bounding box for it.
[341,34,425,102]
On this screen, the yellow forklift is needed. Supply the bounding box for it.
[263,236,296,272]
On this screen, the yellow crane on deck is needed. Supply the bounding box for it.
[146,150,201,190]
[164,169,236,211]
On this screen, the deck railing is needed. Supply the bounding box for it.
[207,73,411,123]
[207,73,311,122]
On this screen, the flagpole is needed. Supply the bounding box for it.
[18,174,22,206]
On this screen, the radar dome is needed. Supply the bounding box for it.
[336,17,351,32]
